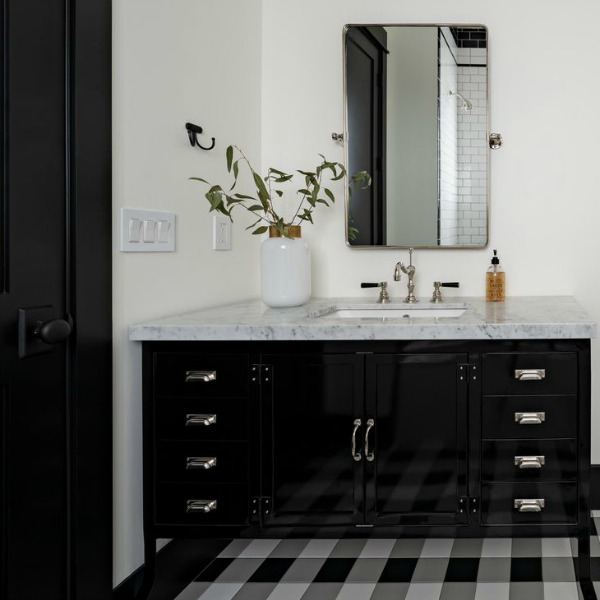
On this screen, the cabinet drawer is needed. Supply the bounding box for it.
[155,483,248,526]
[156,441,248,483]
[481,439,576,482]
[482,396,576,439]
[481,482,577,525]
[482,352,577,396]
[155,397,247,441]
[155,353,250,398]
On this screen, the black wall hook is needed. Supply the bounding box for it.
[185,122,216,151]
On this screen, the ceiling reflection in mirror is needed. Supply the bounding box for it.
[345,25,488,248]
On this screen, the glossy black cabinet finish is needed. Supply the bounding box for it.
[139,339,593,599]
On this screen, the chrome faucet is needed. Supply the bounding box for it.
[394,248,418,303]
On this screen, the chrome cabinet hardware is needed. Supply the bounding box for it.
[514,369,545,381]
[514,412,545,425]
[360,282,390,303]
[489,133,503,149]
[185,413,217,427]
[351,419,362,461]
[514,455,545,469]
[394,248,417,304]
[186,456,217,470]
[514,498,545,512]
[185,370,217,382]
[364,419,375,462]
[430,281,460,303]
[186,499,217,513]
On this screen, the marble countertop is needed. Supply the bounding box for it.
[129,296,596,341]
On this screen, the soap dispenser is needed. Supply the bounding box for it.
[486,249,505,302]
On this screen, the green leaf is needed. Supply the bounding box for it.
[248,204,265,212]
[252,226,268,235]
[245,218,262,230]
[252,171,270,206]
[317,199,329,206]
[274,175,293,183]
[297,188,311,196]
[226,146,234,172]
[324,188,335,203]
[275,190,284,197]
[233,193,257,200]
[189,177,209,184]
[297,170,315,177]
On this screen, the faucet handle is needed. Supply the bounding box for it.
[430,281,460,303]
[361,282,390,304]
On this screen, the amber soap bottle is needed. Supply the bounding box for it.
[486,249,505,302]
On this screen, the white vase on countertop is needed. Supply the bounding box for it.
[261,225,311,308]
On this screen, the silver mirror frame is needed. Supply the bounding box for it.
[342,23,490,249]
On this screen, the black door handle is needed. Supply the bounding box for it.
[35,318,72,344]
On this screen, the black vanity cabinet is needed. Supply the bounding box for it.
[140,338,592,595]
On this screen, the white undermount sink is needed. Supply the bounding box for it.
[318,305,466,320]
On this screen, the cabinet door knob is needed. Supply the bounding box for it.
[514,455,545,469]
[514,369,545,381]
[514,498,545,512]
[186,499,217,513]
[185,413,217,427]
[186,456,217,470]
[514,412,545,425]
[364,419,375,462]
[185,370,217,382]
[351,419,362,462]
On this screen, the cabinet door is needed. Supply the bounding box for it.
[365,354,468,525]
[262,354,364,526]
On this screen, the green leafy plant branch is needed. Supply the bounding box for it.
[191,145,370,238]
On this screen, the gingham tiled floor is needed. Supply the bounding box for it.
[172,512,600,600]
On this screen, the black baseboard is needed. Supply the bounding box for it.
[113,538,230,600]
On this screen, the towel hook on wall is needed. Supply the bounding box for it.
[185,122,216,151]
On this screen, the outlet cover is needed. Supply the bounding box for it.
[213,215,231,250]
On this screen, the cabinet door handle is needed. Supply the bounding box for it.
[186,499,217,513]
[185,370,217,382]
[514,455,545,469]
[364,418,375,462]
[514,369,545,381]
[514,412,545,425]
[514,498,545,512]
[185,413,217,427]
[186,456,217,470]
[352,419,362,462]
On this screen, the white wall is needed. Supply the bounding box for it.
[112,0,262,585]
[261,0,600,447]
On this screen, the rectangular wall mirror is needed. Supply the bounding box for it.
[344,25,489,248]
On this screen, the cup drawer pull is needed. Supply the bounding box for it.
[186,456,217,470]
[514,369,545,381]
[514,455,545,469]
[185,370,217,383]
[515,411,545,425]
[185,414,217,427]
[186,499,217,513]
[514,498,545,512]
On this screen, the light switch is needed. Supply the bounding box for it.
[120,208,175,252]
[157,220,171,243]
[128,218,142,243]
[143,220,157,243]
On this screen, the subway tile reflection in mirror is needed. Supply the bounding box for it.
[344,25,488,248]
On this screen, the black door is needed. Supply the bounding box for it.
[365,354,469,526]
[0,1,112,598]
[345,26,387,245]
[262,354,364,526]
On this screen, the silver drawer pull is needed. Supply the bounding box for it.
[364,419,375,462]
[186,499,217,513]
[351,419,362,462]
[515,411,545,425]
[185,370,217,382]
[186,456,217,470]
[514,498,545,512]
[514,455,545,469]
[185,414,217,427]
[515,369,545,381]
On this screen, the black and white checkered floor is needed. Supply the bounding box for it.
[173,512,600,600]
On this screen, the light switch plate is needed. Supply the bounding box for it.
[121,208,175,252]
[213,215,231,250]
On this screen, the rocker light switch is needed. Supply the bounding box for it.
[120,208,175,252]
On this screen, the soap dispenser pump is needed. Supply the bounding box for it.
[486,249,505,302]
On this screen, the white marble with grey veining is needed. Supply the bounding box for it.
[129,296,596,341]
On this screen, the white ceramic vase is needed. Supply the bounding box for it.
[260,226,311,308]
